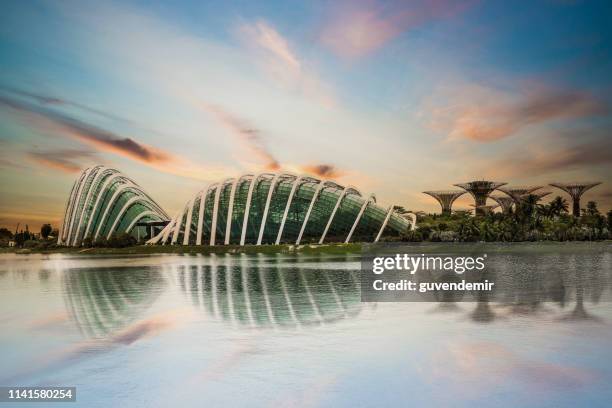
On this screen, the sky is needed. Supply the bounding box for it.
[1,0,611,231]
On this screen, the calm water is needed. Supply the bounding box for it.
[1,243,611,407]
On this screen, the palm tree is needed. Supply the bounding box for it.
[585,201,599,216]
[549,196,568,216]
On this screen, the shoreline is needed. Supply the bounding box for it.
[0,240,610,256]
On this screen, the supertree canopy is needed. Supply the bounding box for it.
[489,194,514,213]
[549,182,601,216]
[454,181,507,216]
[422,190,465,215]
[497,186,542,204]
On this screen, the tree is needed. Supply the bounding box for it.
[393,205,409,215]
[0,228,12,240]
[585,201,599,216]
[41,224,52,239]
[549,196,568,216]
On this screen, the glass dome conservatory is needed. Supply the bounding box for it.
[148,172,413,246]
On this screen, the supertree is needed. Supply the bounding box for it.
[549,182,601,217]
[470,204,500,215]
[531,190,551,203]
[497,185,542,204]
[422,190,466,215]
[489,194,514,213]
[454,181,507,216]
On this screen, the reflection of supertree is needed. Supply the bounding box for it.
[466,269,497,323]
[426,271,464,314]
[454,181,507,216]
[470,291,495,323]
[559,255,603,321]
[178,256,362,328]
[489,194,514,213]
[63,268,165,338]
[549,182,601,217]
[422,191,465,215]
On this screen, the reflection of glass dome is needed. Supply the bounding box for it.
[149,172,412,246]
[178,256,362,328]
[58,166,169,246]
[63,268,165,338]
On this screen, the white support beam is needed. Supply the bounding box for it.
[59,176,82,244]
[182,199,195,245]
[240,174,260,246]
[171,205,186,244]
[374,206,394,243]
[345,194,374,243]
[126,211,156,233]
[195,189,207,245]
[275,176,304,245]
[82,172,123,241]
[106,196,152,239]
[224,178,241,245]
[296,182,325,245]
[66,167,94,245]
[210,184,223,246]
[94,183,142,240]
[161,213,179,244]
[319,187,349,244]
[257,174,281,245]
[72,166,107,245]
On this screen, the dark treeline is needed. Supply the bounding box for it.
[391,196,611,242]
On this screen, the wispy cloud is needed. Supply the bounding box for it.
[319,0,475,59]
[0,95,234,181]
[432,83,608,142]
[200,102,280,171]
[471,124,612,179]
[1,96,170,163]
[242,21,301,71]
[27,148,98,174]
[239,20,335,107]
[0,86,135,124]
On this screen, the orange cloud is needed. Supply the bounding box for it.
[320,0,474,58]
[199,102,280,171]
[300,164,343,178]
[432,84,608,142]
[0,95,234,181]
[479,138,612,180]
[27,149,98,174]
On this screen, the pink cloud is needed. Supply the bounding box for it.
[428,340,599,396]
[431,83,608,142]
[238,20,335,107]
[320,0,475,58]
[199,102,281,171]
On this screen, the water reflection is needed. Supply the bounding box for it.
[465,251,612,324]
[63,267,165,338]
[2,248,608,342]
[177,255,363,329]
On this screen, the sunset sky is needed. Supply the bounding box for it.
[1,0,611,230]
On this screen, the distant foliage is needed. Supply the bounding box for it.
[396,196,610,242]
[40,224,52,239]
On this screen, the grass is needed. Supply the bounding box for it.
[0,242,364,256]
